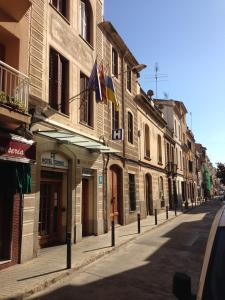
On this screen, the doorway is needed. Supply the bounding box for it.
[39,172,62,248]
[109,165,122,225]
[145,173,153,215]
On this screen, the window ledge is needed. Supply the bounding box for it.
[48,106,70,118]
[129,210,137,213]
[49,3,70,25]
[158,162,163,166]
[79,121,94,130]
[144,156,151,161]
[79,34,94,50]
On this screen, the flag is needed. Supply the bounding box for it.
[87,61,102,103]
[98,62,107,104]
[105,75,119,111]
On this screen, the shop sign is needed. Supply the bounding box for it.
[0,134,36,163]
[98,175,103,186]
[41,152,68,169]
[82,168,93,177]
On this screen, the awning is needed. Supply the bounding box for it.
[36,130,120,153]
[0,132,36,163]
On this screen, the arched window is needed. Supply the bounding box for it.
[144,124,150,159]
[128,111,133,144]
[80,0,93,45]
[157,134,162,164]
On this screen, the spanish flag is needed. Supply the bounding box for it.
[105,75,119,111]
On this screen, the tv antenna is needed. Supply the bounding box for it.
[154,63,168,98]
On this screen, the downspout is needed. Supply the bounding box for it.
[103,153,109,233]
[121,53,126,167]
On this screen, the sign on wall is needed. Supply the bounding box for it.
[41,152,68,169]
[112,129,124,141]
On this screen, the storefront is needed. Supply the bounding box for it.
[0,132,35,269]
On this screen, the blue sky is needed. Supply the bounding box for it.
[104,0,225,166]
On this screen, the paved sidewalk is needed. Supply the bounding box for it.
[0,201,212,300]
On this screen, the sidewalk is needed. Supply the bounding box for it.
[0,202,209,300]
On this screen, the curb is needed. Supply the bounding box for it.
[3,204,205,300]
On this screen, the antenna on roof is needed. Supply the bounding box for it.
[154,63,168,98]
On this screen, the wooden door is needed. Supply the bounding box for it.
[39,181,61,247]
[109,166,121,224]
[82,178,89,236]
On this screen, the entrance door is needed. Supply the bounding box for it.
[145,174,153,215]
[82,178,89,236]
[109,165,122,224]
[39,180,62,247]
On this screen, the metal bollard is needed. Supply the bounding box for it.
[66,232,71,269]
[192,202,193,209]
[155,209,158,225]
[175,206,177,216]
[111,220,115,247]
[137,213,141,234]
[166,206,169,220]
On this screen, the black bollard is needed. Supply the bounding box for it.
[166,206,169,220]
[175,206,177,216]
[137,213,141,234]
[66,232,71,269]
[192,202,193,209]
[111,220,115,247]
[155,209,157,225]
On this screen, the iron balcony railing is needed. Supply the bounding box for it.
[0,60,29,113]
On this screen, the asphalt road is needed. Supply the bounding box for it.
[30,200,222,300]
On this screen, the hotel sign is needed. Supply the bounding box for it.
[0,134,36,163]
[41,152,69,169]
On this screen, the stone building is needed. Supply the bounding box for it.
[154,99,188,208]
[135,89,168,217]
[98,21,146,226]
[0,0,36,269]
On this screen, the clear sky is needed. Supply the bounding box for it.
[104,0,225,166]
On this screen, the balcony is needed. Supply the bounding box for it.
[0,60,30,129]
[0,0,31,22]
[166,162,178,177]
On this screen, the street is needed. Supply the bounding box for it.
[30,200,222,300]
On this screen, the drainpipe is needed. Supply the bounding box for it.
[103,153,109,233]
[121,53,126,168]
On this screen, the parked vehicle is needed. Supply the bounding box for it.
[173,205,225,300]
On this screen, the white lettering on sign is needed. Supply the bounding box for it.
[112,129,124,141]
[8,147,24,156]
[41,152,68,169]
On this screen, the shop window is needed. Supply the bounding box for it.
[50,0,68,19]
[80,0,92,45]
[157,134,162,164]
[49,48,69,115]
[80,72,93,127]
[127,65,131,92]
[128,111,133,144]
[144,124,150,159]
[112,48,118,78]
[129,174,136,211]
[112,103,119,130]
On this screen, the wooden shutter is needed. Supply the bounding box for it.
[49,49,59,110]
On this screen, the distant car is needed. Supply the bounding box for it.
[173,205,225,300]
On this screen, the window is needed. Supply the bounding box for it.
[159,176,164,207]
[178,125,181,140]
[174,120,177,136]
[49,48,69,115]
[129,174,136,211]
[127,65,131,92]
[157,134,162,164]
[187,140,192,150]
[50,0,68,19]
[112,103,119,130]
[189,160,193,173]
[176,148,178,168]
[166,143,170,163]
[80,72,93,126]
[128,112,133,144]
[80,0,92,44]
[144,124,150,159]
[180,151,182,170]
[112,48,118,78]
